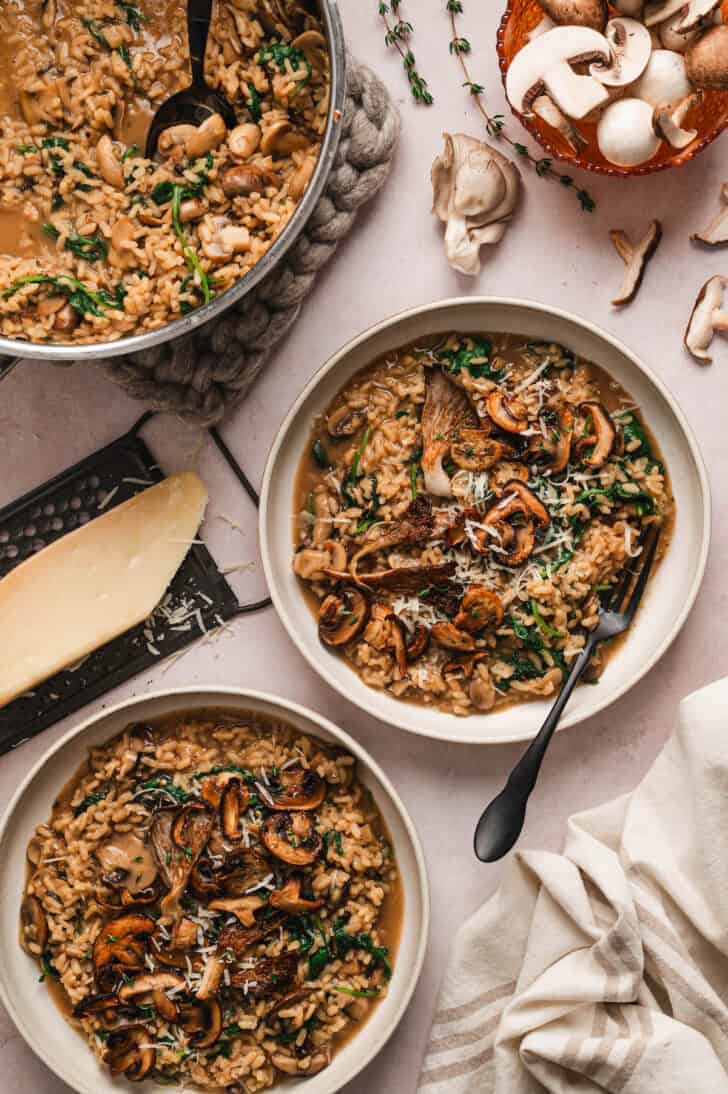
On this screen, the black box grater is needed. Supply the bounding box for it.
[0,412,270,754]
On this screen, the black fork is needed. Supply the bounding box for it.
[473,526,661,863]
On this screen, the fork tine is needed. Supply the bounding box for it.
[620,525,661,623]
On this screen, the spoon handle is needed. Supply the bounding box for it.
[188,0,213,86]
[473,634,596,862]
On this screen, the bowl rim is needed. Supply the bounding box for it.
[495,1,728,177]
[0,0,346,362]
[259,294,712,745]
[0,685,431,1094]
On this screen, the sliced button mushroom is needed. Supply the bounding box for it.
[531,94,587,153]
[228,123,262,160]
[653,94,701,149]
[294,540,347,581]
[692,181,728,246]
[289,153,317,200]
[220,777,250,842]
[107,1028,155,1081]
[453,586,504,634]
[261,119,309,156]
[229,952,299,997]
[684,275,728,361]
[72,992,137,1029]
[199,214,251,261]
[208,895,264,925]
[493,480,550,528]
[221,163,279,196]
[490,520,536,566]
[421,369,478,496]
[318,587,370,645]
[118,971,186,1004]
[179,196,209,223]
[177,996,222,1048]
[185,113,227,158]
[92,912,156,978]
[609,220,663,306]
[589,18,652,86]
[451,430,510,471]
[199,770,241,809]
[531,404,574,472]
[431,622,476,652]
[270,876,325,914]
[327,403,366,437]
[96,833,158,895]
[404,623,431,662]
[292,29,328,69]
[575,403,616,468]
[505,26,611,119]
[485,389,529,433]
[158,124,198,160]
[96,134,124,189]
[21,895,48,954]
[262,811,322,866]
[267,765,326,811]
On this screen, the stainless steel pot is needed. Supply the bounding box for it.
[0,0,346,370]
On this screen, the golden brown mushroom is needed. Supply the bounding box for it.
[450,430,510,471]
[262,811,322,866]
[269,876,325,914]
[107,1028,155,1081]
[267,766,326,811]
[118,971,186,1004]
[530,404,574,473]
[575,402,616,469]
[318,587,370,646]
[229,953,299,997]
[454,586,504,633]
[486,389,529,433]
[220,777,250,841]
[431,622,476,652]
[92,912,156,978]
[221,163,278,196]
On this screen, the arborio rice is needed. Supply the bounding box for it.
[21,712,401,1089]
[293,332,675,716]
[0,0,329,344]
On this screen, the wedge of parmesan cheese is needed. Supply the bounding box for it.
[0,471,208,708]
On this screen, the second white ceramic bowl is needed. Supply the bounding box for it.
[0,688,429,1094]
[260,297,711,745]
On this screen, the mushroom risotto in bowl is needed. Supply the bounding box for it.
[0,0,343,354]
[0,689,429,1094]
[261,298,710,744]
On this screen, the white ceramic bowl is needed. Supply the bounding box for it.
[0,688,429,1094]
[260,297,711,745]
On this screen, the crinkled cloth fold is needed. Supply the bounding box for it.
[419,676,728,1094]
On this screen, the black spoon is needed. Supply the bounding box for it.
[146,0,237,158]
[473,526,660,863]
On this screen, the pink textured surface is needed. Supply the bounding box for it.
[0,1,725,1091]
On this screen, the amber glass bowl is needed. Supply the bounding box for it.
[497,0,728,176]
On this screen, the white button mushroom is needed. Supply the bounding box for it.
[505,26,611,120]
[633,49,692,106]
[590,18,652,87]
[597,98,662,165]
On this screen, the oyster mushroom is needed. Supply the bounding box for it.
[692,181,728,245]
[505,26,611,119]
[270,876,325,914]
[486,389,528,433]
[454,587,504,633]
[262,811,322,865]
[266,765,326,811]
[431,622,476,652]
[653,93,701,147]
[92,912,156,980]
[684,275,728,360]
[230,953,299,996]
[96,134,124,189]
[536,0,607,29]
[339,561,457,594]
[608,220,663,306]
[451,430,510,471]
[575,402,616,467]
[590,18,652,86]
[686,24,728,87]
[349,497,434,577]
[431,132,521,276]
[208,895,264,925]
[318,587,370,645]
[531,94,588,152]
[634,49,692,104]
[151,804,212,919]
[421,369,478,496]
[107,1029,155,1081]
[597,98,661,166]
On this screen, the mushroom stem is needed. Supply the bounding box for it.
[691,181,728,246]
[608,220,663,306]
[684,275,728,361]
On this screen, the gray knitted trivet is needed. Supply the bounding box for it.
[90,57,399,425]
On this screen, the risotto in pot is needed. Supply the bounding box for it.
[0,0,330,344]
[20,711,401,1089]
[293,333,675,716]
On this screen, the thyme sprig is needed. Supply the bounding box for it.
[445,0,595,212]
[378,2,433,105]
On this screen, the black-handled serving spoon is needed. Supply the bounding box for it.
[146,0,237,158]
[474,526,660,864]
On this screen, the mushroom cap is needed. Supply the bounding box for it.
[611,0,644,14]
[659,11,703,53]
[590,18,652,87]
[421,369,478,496]
[536,0,608,30]
[686,24,728,88]
[505,26,611,116]
[633,49,692,106]
[597,98,662,166]
[684,275,728,360]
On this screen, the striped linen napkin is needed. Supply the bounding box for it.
[419,676,728,1094]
